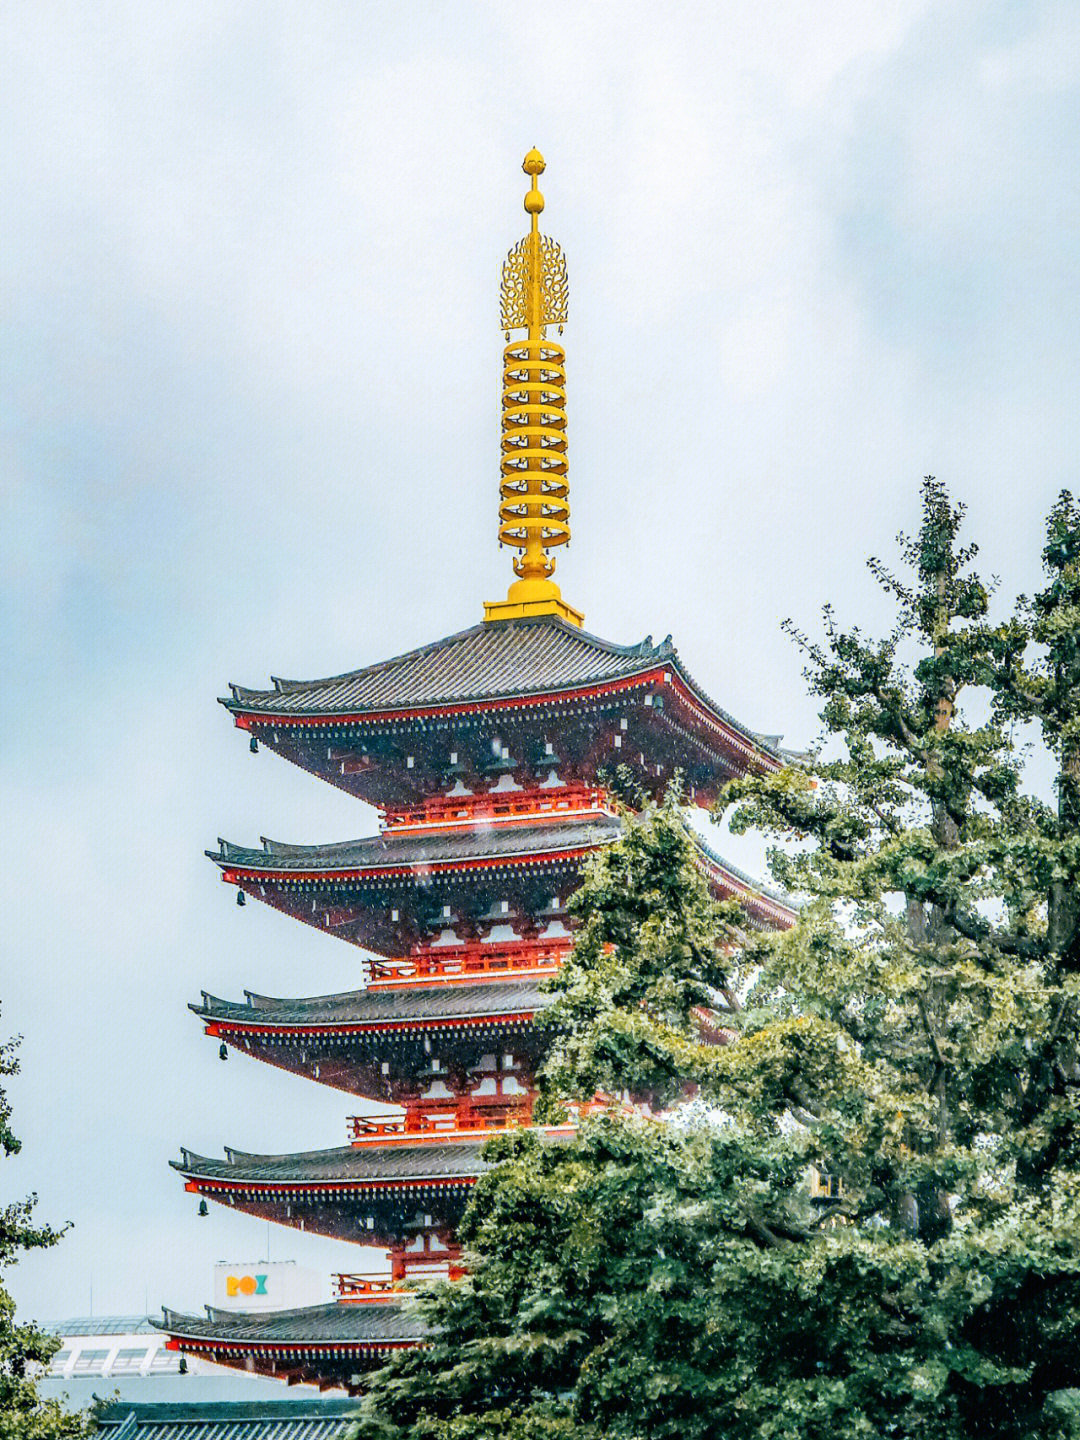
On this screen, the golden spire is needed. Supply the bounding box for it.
[483,149,583,626]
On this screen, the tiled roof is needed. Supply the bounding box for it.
[95,1400,360,1440]
[157,1301,425,1347]
[211,814,619,874]
[226,618,671,716]
[223,617,786,763]
[175,1137,486,1186]
[194,979,551,1028]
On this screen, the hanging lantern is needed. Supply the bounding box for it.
[236,890,246,907]
[198,1199,209,1217]
[249,736,259,754]
[219,1042,229,1061]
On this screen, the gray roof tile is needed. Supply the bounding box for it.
[156,1301,425,1346]
[195,980,551,1028]
[211,814,618,874]
[227,618,670,716]
[95,1400,360,1440]
[175,1137,486,1186]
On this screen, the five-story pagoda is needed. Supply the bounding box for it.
[159,152,795,1393]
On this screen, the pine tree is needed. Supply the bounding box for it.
[0,1019,91,1439]
[354,482,1080,1440]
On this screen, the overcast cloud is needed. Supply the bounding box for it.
[3,0,1078,1321]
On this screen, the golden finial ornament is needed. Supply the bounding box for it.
[484,149,582,626]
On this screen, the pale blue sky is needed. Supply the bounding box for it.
[3,0,1078,1322]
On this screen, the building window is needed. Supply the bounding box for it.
[111,1348,149,1374]
[48,1351,70,1375]
[72,1350,109,1374]
[149,1349,180,1372]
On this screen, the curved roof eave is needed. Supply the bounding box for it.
[217,616,790,769]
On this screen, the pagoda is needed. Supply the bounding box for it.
[159,151,795,1393]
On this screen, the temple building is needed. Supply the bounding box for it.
[159,151,795,1393]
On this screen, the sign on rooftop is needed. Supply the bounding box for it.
[212,1261,322,1312]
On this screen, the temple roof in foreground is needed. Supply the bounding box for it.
[158,1301,425,1347]
[175,1136,486,1186]
[211,813,619,875]
[224,616,785,752]
[194,978,551,1029]
[95,1399,361,1440]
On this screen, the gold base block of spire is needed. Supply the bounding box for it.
[484,573,583,626]
[483,594,585,626]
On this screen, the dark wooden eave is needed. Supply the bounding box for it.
[154,1301,424,1393]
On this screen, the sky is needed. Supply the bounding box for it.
[3,0,1078,1324]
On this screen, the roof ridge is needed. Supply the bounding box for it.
[268,621,490,695]
[195,977,545,1014]
[212,813,620,867]
[97,1400,360,1421]
[225,616,664,706]
[180,1135,484,1169]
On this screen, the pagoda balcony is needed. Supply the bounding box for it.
[336,1245,465,1294]
[370,936,569,982]
[347,1113,415,1140]
[332,1273,399,1301]
[382,782,609,831]
[347,1090,533,1140]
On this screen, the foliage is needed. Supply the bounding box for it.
[354,481,1080,1439]
[0,1019,92,1439]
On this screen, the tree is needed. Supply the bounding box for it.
[0,1019,91,1439]
[354,481,1080,1440]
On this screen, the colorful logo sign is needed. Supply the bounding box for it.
[225,1274,268,1297]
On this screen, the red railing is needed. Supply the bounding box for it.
[347,1097,533,1142]
[369,939,570,984]
[334,1273,398,1300]
[347,1114,408,1139]
[383,784,608,830]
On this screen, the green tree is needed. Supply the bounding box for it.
[354,481,1080,1440]
[1,1020,91,1439]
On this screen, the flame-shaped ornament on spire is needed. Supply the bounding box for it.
[484,149,583,626]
